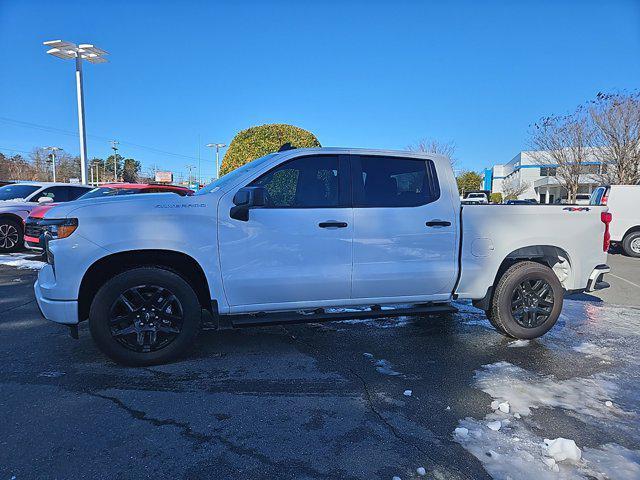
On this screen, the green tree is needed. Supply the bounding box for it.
[220,124,321,175]
[456,170,482,195]
[490,192,503,204]
[122,158,141,183]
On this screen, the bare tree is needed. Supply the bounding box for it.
[589,91,640,185]
[501,175,530,200]
[0,153,34,181]
[408,138,456,168]
[530,108,594,203]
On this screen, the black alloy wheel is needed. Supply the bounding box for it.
[109,285,184,352]
[510,279,554,328]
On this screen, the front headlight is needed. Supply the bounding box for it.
[40,218,79,240]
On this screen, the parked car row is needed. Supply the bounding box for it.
[0,182,193,253]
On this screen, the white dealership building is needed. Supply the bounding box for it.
[481,150,605,203]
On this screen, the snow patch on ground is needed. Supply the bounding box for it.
[0,253,45,270]
[454,360,640,479]
[572,342,612,361]
[474,361,624,419]
[508,339,530,348]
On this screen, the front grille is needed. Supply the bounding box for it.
[25,219,44,239]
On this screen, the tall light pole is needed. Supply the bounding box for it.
[110,140,119,182]
[185,164,195,185]
[205,143,226,180]
[44,146,61,182]
[43,40,108,185]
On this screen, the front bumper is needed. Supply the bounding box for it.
[34,268,79,325]
[586,264,611,292]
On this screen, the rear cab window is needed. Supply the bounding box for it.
[351,155,440,207]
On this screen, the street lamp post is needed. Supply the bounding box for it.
[44,146,62,182]
[110,140,119,182]
[205,143,227,180]
[43,40,108,185]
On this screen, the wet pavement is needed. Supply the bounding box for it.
[0,255,638,479]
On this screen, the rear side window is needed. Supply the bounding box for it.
[250,155,340,208]
[67,187,92,200]
[352,156,440,207]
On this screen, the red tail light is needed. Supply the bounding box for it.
[601,191,608,205]
[601,211,612,252]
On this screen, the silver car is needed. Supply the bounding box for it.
[0,182,92,252]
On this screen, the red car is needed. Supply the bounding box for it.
[24,183,193,251]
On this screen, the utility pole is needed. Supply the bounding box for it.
[44,146,61,182]
[43,41,108,184]
[110,140,119,182]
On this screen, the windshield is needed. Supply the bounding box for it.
[0,184,40,201]
[196,153,278,195]
[78,187,142,200]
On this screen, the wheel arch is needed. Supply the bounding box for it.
[473,245,572,311]
[622,225,640,239]
[0,212,26,228]
[78,249,213,322]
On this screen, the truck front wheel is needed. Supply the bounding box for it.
[89,267,202,366]
[489,261,563,339]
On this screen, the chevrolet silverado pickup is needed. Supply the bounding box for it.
[34,148,611,365]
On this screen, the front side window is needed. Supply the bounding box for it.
[33,186,71,202]
[250,155,340,208]
[353,156,440,207]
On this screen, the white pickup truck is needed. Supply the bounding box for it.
[34,148,611,365]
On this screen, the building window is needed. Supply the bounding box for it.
[540,167,557,176]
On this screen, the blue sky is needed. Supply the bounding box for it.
[1,0,639,181]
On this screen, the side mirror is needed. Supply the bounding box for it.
[230,186,265,221]
[38,196,54,204]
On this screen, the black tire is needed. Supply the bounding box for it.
[89,267,202,366]
[0,218,23,253]
[484,307,507,334]
[622,231,640,258]
[489,261,563,339]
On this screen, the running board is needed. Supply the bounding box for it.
[224,303,458,328]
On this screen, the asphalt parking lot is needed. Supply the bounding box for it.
[0,253,639,480]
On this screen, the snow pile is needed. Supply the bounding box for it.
[453,361,640,479]
[544,438,582,462]
[0,253,45,270]
[403,390,412,397]
[474,361,620,418]
[508,339,530,348]
[486,420,502,431]
[582,444,640,480]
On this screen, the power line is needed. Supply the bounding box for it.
[0,116,204,162]
[0,145,33,155]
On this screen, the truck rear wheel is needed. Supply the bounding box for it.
[89,267,202,366]
[489,261,563,339]
[622,231,640,258]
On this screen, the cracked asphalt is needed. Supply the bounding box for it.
[0,252,638,479]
